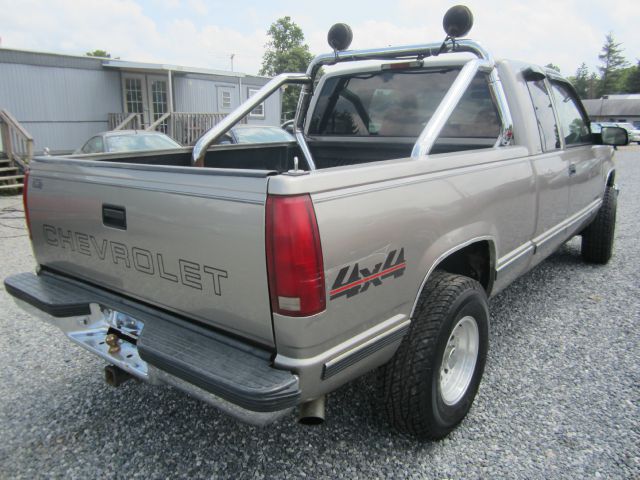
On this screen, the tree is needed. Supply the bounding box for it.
[571,63,591,99]
[545,63,560,72]
[586,72,600,100]
[623,60,640,93]
[598,33,627,95]
[260,17,313,122]
[86,49,111,58]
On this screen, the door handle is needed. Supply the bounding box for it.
[568,163,577,176]
[102,204,127,230]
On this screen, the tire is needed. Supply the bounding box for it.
[581,186,618,264]
[378,270,489,440]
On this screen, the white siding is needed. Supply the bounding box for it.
[0,62,121,152]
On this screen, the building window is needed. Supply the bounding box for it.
[248,88,265,118]
[217,87,234,111]
[222,90,232,109]
[124,78,144,114]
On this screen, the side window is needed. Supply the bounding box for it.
[81,136,104,154]
[439,73,501,139]
[526,80,560,151]
[550,82,591,146]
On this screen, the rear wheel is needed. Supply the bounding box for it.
[581,186,618,264]
[378,271,489,440]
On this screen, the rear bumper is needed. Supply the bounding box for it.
[5,270,300,424]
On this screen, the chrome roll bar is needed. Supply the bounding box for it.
[306,39,493,77]
[192,73,310,166]
[295,39,513,164]
[411,58,492,157]
[192,39,513,167]
[294,39,495,129]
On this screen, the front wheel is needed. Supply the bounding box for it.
[581,186,618,264]
[378,271,489,440]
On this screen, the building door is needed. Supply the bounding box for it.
[146,76,169,133]
[122,74,169,130]
[122,74,148,127]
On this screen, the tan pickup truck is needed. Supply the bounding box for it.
[5,6,628,439]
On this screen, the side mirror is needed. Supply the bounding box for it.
[601,126,628,146]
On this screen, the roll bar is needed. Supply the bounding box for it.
[192,39,513,167]
[192,73,310,166]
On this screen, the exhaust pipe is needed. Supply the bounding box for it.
[298,396,326,425]
[104,365,132,387]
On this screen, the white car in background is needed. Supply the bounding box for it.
[615,123,640,144]
[75,131,182,154]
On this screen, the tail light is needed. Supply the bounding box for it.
[23,169,32,239]
[266,194,326,317]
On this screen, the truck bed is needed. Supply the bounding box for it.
[68,137,496,171]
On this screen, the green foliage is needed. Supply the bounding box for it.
[260,17,314,122]
[623,61,640,93]
[598,33,628,95]
[586,73,600,99]
[545,63,560,72]
[570,63,590,98]
[85,49,111,58]
[568,34,638,98]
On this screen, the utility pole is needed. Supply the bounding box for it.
[230,53,235,72]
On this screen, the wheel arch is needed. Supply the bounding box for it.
[606,168,616,187]
[410,237,496,319]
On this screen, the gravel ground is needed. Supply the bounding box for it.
[1,147,639,479]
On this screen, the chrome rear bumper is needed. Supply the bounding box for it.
[6,271,299,426]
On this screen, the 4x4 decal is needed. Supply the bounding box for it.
[330,248,406,300]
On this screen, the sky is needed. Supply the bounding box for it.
[0,0,638,77]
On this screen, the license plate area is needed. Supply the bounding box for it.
[66,304,148,380]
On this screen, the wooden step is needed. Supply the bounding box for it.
[0,159,12,166]
[0,175,25,182]
[0,167,19,173]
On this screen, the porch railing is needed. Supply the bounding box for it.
[110,112,247,146]
[108,112,142,131]
[139,112,244,146]
[146,112,171,135]
[0,109,33,170]
[172,112,235,146]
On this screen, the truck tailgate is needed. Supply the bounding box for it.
[26,158,275,346]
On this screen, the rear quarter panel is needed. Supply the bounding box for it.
[269,146,535,359]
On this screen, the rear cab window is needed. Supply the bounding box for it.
[308,67,502,147]
[439,73,501,140]
[309,68,460,137]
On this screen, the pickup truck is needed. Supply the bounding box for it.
[5,7,628,440]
